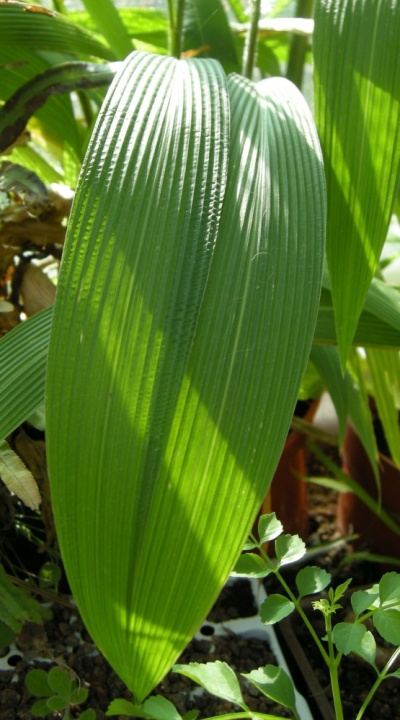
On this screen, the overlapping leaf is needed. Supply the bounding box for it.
[0,307,52,441]
[314,0,400,366]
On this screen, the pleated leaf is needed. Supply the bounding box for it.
[316,268,400,348]
[314,0,400,366]
[0,307,52,441]
[365,348,400,466]
[310,345,378,478]
[46,52,325,702]
[0,2,115,60]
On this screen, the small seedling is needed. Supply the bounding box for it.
[25,665,95,719]
[107,513,400,720]
[0,563,48,649]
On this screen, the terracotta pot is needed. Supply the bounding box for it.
[337,423,400,558]
[262,400,319,540]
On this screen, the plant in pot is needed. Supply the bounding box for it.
[0,0,399,715]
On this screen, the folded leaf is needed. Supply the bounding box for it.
[47,51,325,701]
[0,439,41,510]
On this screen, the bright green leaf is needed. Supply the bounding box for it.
[182,0,240,73]
[366,349,400,466]
[295,566,331,597]
[351,589,379,617]
[379,573,400,606]
[275,534,306,567]
[31,699,52,717]
[25,669,52,698]
[0,2,115,60]
[0,306,52,441]
[373,609,400,646]
[173,662,245,708]
[106,699,145,717]
[260,595,295,624]
[47,666,71,698]
[140,696,183,720]
[182,710,199,720]
[332,623,376,665]
[258,513,283,544]
[333,578,353,604]
[46,52,325,702]
[46,695,68,711]
[243,665,297,715]
[69,686,88,704]
[231,553,270,579]
[332,622,366,655]
[81,0,133,59]
[79,710,96,720]
[310,345,378,478]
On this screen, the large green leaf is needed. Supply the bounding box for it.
[182,0,240,72]
[69,8,169,55]
[0,2,114,60]
[46,52,325,702]
[314,0,400,366]
[80,0,134,59]
[310,345,378,478]
[365,348,400,466]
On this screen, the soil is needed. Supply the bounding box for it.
[1,440,400,720]
[0,580,292,720]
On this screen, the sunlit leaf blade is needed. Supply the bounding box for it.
[173,662,245,707]
[0,2,115,60]
[310,345,378,479]
[46,56,325,702]
[182,0,240,72]
[366,348,400,466]
[47,51,230,702]
[243,666,297,714]
[0,306,52,440]
[314,0,400,366]
[69,8,169,55]
[81,0,134,59]
[315,269,400,349]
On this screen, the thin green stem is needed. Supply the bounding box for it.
[52,0,67,13]
[205,713,284,720]
[286,0,315,89]
[243,0,261,79]
[167,0,186,58]
[324,614,344,720]
[355,646,400,720]
[280,575,329,663]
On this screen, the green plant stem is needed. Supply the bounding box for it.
[325,614,344,720]
[243,0,261,79]
[257,540,345,718]
[204,713,284,720]
[52,0,67,13]
[254,540,329,664]
[167,0,186,58]
[355,646,400,720]
[286,0,314,89]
